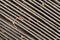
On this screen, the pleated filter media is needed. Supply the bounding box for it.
[0,0,60,40]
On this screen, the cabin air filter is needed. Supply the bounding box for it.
[0,0,60,40]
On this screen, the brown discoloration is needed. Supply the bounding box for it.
[13,21,17,29]
[13,16,24,29]
[41,2,45,7]
[38,1,45,7]
[42,2,44,6]
[16,16,24,20]
[0,28,5,33]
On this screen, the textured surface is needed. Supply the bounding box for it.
[0,0,60,40]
